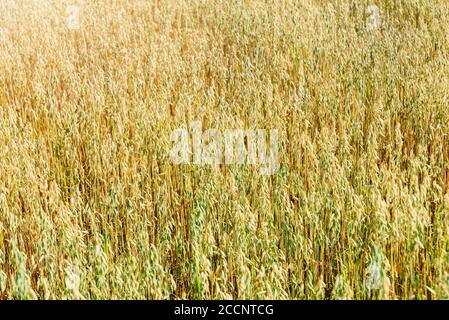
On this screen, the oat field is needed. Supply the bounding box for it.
[0,0,448,299]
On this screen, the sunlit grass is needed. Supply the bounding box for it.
[0,0,448,299]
